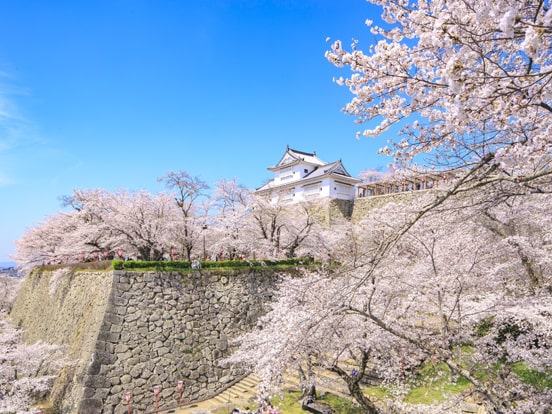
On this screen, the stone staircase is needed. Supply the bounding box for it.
[161,375,263,414]
[211,374,261,409]
[162,367,353,414]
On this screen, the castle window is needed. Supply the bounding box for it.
[278,167,293,182]
[279,188,295,202]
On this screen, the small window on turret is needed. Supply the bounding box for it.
[304,169,308,173]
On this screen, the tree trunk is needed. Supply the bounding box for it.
[328,362,380,414]
[347,380,378,414]
[297,361,317,398]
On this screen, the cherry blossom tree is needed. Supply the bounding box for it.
[13,188,180,267]
[12,212,82,269]
[245,195,323,259]
[326,0,552,180]
[227,189,552,412]
[317,7,551,409]
[103,190,176,260]
[0,279,66,414]
[62,188,178,261]
[208,178,252,259]
[0,314,67,414]
[158,170,210,261]
[0,275,21,314]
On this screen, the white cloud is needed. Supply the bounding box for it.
[0,72,34,187]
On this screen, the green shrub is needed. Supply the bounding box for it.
[112,260,191,271]
[200,260,251,269]
[111,257,315,271]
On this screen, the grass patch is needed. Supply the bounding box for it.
[211,391,305,414]
[319,392,364,413]
[363,385,390,400]
[511,361,552,389]
[268,391,305,414]
[205,357,549,413]
[211,390,362,414]
[403,362,471,405]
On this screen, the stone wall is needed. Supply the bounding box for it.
[10,267,282,414]
[10,268,113,413]
[327,199,354,224]
[316,190,433,224]
[350,191,427,223]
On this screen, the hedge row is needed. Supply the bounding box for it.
[112,257,314,271]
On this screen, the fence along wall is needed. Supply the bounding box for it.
[10,267,280,414]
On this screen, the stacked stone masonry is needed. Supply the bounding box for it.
[10,268,281,414]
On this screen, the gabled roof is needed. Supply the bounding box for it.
[268,146,326,171]
[255,179,277,192]
[256,159,360,192]
[303,160,358,181]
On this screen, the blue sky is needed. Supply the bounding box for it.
[0,0,390,263]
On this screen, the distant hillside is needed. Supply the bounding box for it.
[0,261,16,269]
[0,262,19,278]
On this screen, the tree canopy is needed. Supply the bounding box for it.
[327,0,551,176]
[225,1,552,412]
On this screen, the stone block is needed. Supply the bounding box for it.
[135,326,147,336]
[129,365,143,378]
[158,347,170,357]
[83,375,111,389]
[143,273,156,283]
[94,350,118,365]
[104,313,124,326]
[134,378,147,388]
[141,368,153,379]
[108,367,124,378]
[110,295,128,307]
[93,387,110,400]
[117,350,133,362]
[87,359,102,376]
[81,387,96,399]
[111,323,123,334]
[97,331,120,343]
[105,343,115,354]
[114,344,129,354]
[129,281,144,290]
[125,356,139,367]
[78,398,103,414]
[94,340,108,352]
[125,312,140,323]
[100,321,112,331]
